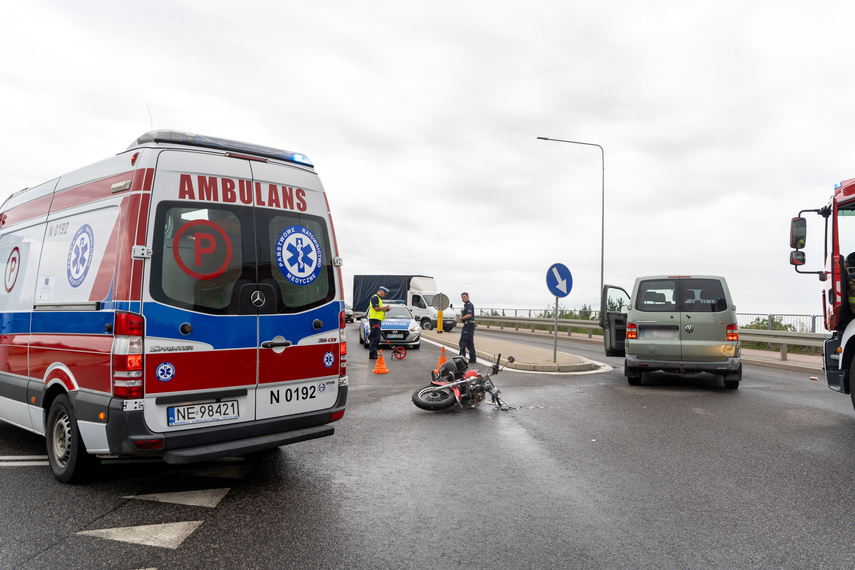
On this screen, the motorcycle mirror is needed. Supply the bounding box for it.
[507,356,515,363]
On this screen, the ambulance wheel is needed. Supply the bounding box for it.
[421,319,433,330]
[46,394,98,483]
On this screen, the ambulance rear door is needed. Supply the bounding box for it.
[248,160,340,421]
[140,149,340,434]
[141,150,259,433]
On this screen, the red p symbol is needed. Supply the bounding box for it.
[194,232,216,266]
[173,221,232,280]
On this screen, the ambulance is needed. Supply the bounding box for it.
[0,130,348,482]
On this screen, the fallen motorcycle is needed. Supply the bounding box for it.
[412,353,514,411]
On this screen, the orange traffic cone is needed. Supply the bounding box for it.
[434,346,447,374]
[373,350,389,374]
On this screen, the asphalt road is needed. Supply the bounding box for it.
[2,325,855,569]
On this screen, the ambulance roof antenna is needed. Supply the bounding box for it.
[146,103,154,130]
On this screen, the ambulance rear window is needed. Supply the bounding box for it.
[150,202,335,315]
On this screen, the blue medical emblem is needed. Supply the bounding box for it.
[156,362,176,382]
[323,351,335,368]
[275,225,323,285]
[67,224,94,288]
[318,382,327,393]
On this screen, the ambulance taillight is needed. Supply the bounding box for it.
[339,309,347,381]
[112,312,144,398]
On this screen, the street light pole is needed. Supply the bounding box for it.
[537,136,605,295]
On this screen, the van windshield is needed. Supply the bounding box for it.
[150,202,335,314]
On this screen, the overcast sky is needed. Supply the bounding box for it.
[2,0,852,319]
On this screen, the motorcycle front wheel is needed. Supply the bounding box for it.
[412,385,456,411]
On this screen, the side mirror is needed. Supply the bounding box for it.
[790,250,806,266]
[790,217,807,249]
[507,356,515,363]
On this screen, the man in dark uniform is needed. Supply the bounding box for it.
[367,286,391,359]
[458,292,476,363]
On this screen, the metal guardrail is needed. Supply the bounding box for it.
[474,316,601,337]
[473,315,830,361]
[479,308,824,333]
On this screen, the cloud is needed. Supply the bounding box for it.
[2,0,853,320]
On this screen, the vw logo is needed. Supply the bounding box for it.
[685,325,694,333]
[250,290,266,308]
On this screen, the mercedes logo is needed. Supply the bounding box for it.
[685,325,694,333]
[250,290,266,308]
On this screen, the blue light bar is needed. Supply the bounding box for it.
[131,130,314,168]
[836,181,843,190]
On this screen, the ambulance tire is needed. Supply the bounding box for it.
[46,394,98,483]
[421,319,433,330]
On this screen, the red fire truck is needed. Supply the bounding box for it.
[790,177,855,409]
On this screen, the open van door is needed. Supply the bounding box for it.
[600,284,630,357]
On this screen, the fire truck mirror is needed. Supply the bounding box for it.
[790,217,807,249]
[790,250,806,266]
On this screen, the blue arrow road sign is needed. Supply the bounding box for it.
[546,263,573,298]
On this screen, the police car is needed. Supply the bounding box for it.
[358,302,421,349]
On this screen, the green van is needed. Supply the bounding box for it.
[599,275,741,388]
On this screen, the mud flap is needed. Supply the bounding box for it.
[824,336,845,393]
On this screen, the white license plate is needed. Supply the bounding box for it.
[257,379,338,420]
[386,333,404,339]
[168,400,239,426]
[640,328,676,339]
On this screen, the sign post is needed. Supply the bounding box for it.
[432,293,450,334]
[545,263,573,362]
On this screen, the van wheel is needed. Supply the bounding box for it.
[46,394,98,483]
[625,360,642,386]
[724,364,742,389]
[421,319,433,330]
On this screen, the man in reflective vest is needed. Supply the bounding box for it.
[368,286,391,359]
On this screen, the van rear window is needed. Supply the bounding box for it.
[635,278,727,313]
[635,280,676,312]
[150,202,335,314]
[679,279,726,312]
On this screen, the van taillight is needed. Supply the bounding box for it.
[726,323,739,342]
[339,310,347,380]
[626,322,637,340]
[112,312,144,398]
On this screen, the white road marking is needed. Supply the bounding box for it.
[77,521,203,550]
[0,455,48,460]
[124,488,230,508]
[0,455,49,467]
